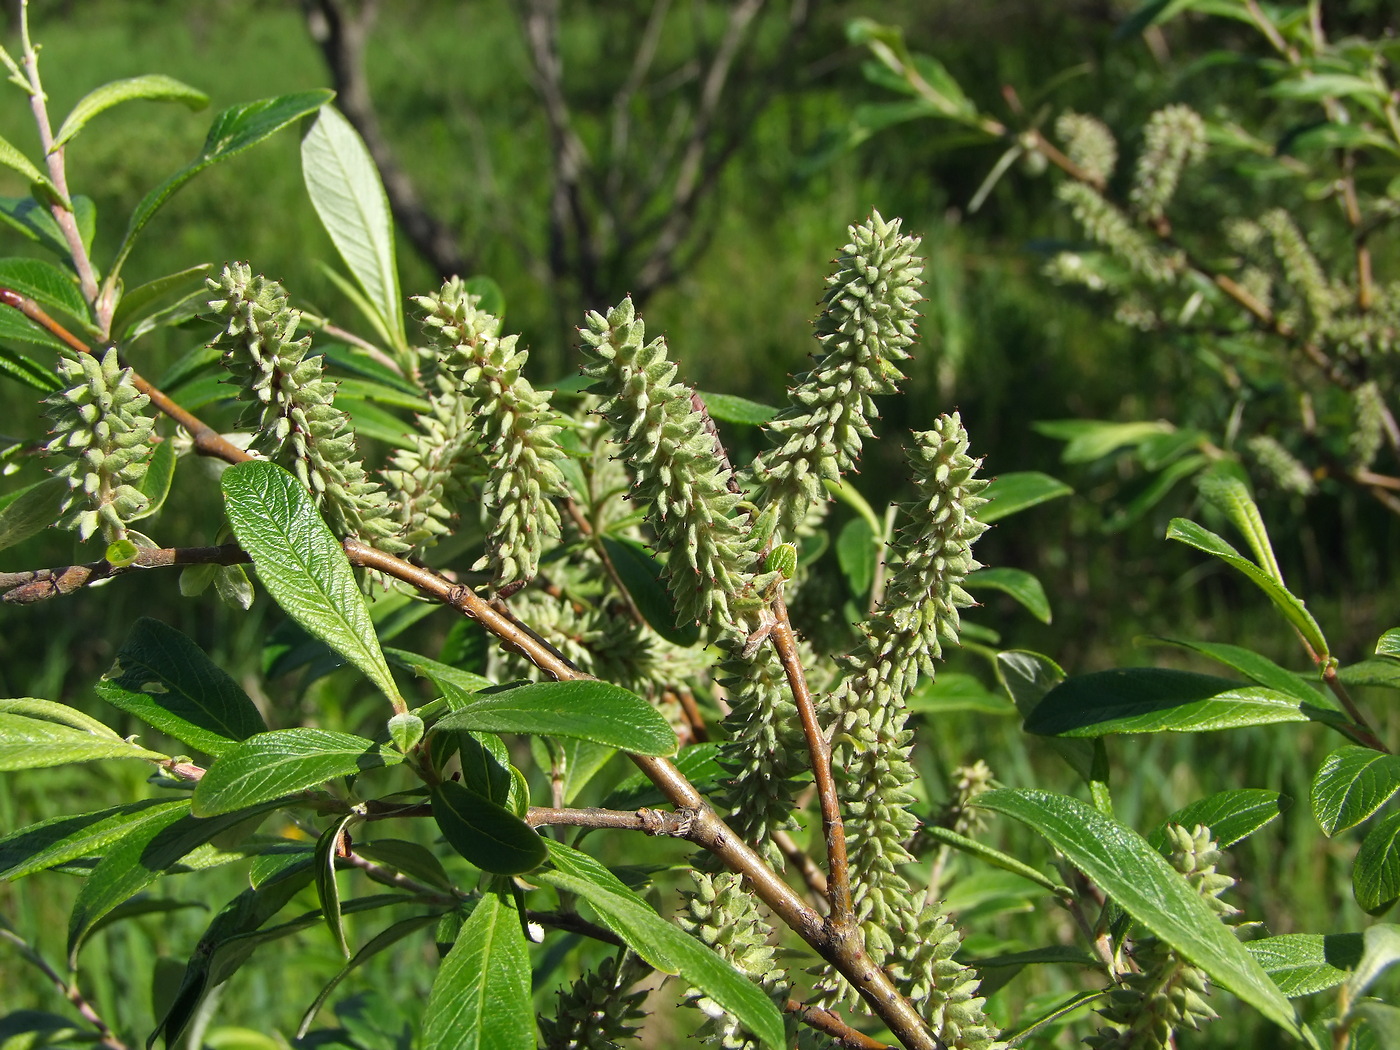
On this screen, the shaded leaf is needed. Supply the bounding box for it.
[112,263,212,341]
[192,729,400,817]
[96,617,266,757]
[0,194,94,263]
[1349,924,1400,997]
[1027,668,1339,736]
[1312,747,1400,835]
[0,257,89,325]
[297,913,441,1038]
[1339,659,1400,690]
[355,839,454,893]
[1151,789,1289,850]
[422,893,533,1050]
[975,789,1300,1035]
[0,344,60,391]
[0,477,67,552]
[601,537,700,646]
[431,780,545,875]
[539,841,786,1050]
[907,673,1017,715]
[0,798,189,880]
[604,742,723,810]
[315,814,357,957]
[435,680,676,757]
[221,460,403,709]
[836,516,876,601]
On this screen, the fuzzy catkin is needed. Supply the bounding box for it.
[538,953,647,1050]
[1259,209,1335,336]
[1246,434,1315,496]
[1130,105,1206,221]
[579,296,760,635]
[44,349,155,542]
[1056,112,1118,184]
[206,264,404,551]
[747,211,924,539]
[403,279,567,587]
[1058,182,1182,284]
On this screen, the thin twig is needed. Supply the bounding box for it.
[1,543,250,604]
[772,827,829,906]
[0,926,129,1050]
[787,999,897,1050]
[526,805,696,837]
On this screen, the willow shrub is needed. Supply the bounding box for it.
[0,7,1396,1050]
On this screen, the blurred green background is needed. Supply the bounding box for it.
[0,1,1396,1045]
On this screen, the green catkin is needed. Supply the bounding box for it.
[1351,380,1385,471]
[206,264,405,551]
[678,872,795,1050]
[746,211,924,539]
[539,953,648,1050]
[812,415,999,1049]
[1055,112,1118,184]
[579,296,761,635]
[1089,825,1234,1049]
[406,279,567,587]
[44,349,155,543]
[1129,105,1207,221]
[1259,209,1335,336]
[1057,182,1182,284]
[1246,434,1316,496]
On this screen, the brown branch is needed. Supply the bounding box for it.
[1,544,250,604]
[788,1000,900,1050]
[301,0,470,281]
[767,597,852,925]
[0,927,129,1050]
[526,805,696,837]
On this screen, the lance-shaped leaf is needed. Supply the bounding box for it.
[0,257,90,326]
[298,913,441,1038]
[430,780,545,876]
[979,471,1073,523]
[1167,517,1328,659]
[975,789,1301,1037]
[193,729,400,817]
[966,566,1051,623]
[221,460,404,710]
[1144,636,1326,705]
[0,711,166,771]
[0,134,62,202]
[0,698,120,738]
[0,798,190,880]
[422,893,533,1050]
[383,648,492,696]
[302,106,406,350]
[1026,668,1341,736]
[538,841,785,1050]
[52,74,209,152]
[111,90,332,277]
[67,799,283,963]
[1246,933,1364,998]
[1312,747,1400,836]
[434,680,677,756]
[600,537,700,647]
[96,618,266,757]
[315,813,358,957]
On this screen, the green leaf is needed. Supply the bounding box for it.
[696,391,778,426]
[96,618,266,757]
[0,344,60,391]
[430,780,545,876]
[0,697,122,738]
[906,673,1017,715]
[979,471,1073,523]
[976,788,1301,1035]
[921,825,1069,897]
[1339,659,1400,690]
[301,106,406,350]
[1027,668,1336,736]
[315,814,357,957]
[539,841,786,1050]
[297,913,440,1039]
[53,75,209,152]
[422,893,533,1050]
[192,728,401,817]
[221,460,404,710]
[1151,789,1289,849]
[0,712,165,770]
[1356,813,1400,915]
[966,567,1051,623]
[355,839,454,892]
[1034,419,1173,463]
[1167,517,1329,658]
[1377,629,1400,659]
[1246,933,1363,997]
[0,257,89,326]
[1265,74,1388,103]
[1352,1001,1400,1047]
[0,134,60,202]
[996,650,1095,782]
[113,90,332,278]
[1349,924,1400,997]
[0,798,190,880]
[1196,471,1284,583]
[66,799,279,963]
[111,263,212,340]
[1143,636,1327,706]
[0,194,94,262]
[436,680,677,756]
[600,537,700,646]
[462,275,505,318]
[332,377,431,413]
[0,477,66,552]
[1312,747,1400,836]
[836,516,876,601]
[129,436,176,521]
